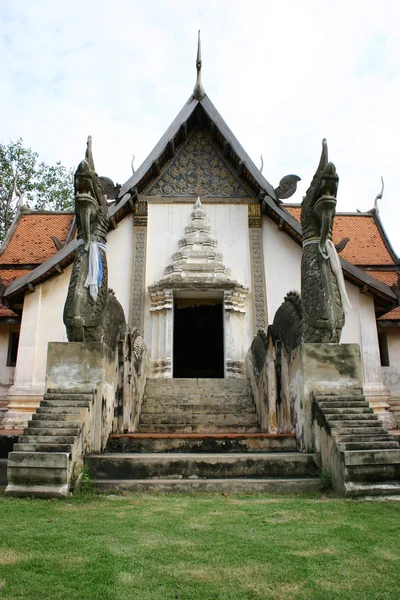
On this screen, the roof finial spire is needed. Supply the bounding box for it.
[193,30,205,100]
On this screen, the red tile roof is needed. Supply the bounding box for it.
[378,306,400,321]
[0,213,74,265]
[284,207,396,266]
[0,304,18,318]
[367,271,399,287]
[0,212,74,320]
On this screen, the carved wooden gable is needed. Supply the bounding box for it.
[145,129,251,198]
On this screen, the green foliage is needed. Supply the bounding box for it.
[0,138,74,242]
[320,467,333,492]
[0,493,399,599]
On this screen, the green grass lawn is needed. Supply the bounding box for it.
[0,491,399,600]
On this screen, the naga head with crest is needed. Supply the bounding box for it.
[64,136,126,349]
[74,136,109,249]
[301,139,339,254]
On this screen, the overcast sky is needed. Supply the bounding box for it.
[1,0,399,254]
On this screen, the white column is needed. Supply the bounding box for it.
[359,292,394,428]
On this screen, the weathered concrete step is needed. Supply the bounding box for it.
[92,478,322,494]
[146,377,250,390]
[344,480,400,497]
[145,379,251,392]
[14,443,74,453]
[345,463,400,483]
[331,427,386,436]
[140,413,258,426]
[338,441,400,451]
[31,414,84,423]
[41,400,92,408]
[141,404,256,416]
[25,427,81,437]
[86,452,320,480]
[36,407,89,416]
[138,424,259,434]
[321,407,373,415]
[5,483,69,498]
[318,401,370,409]
[19,435,78,444]
[7,452,69,484]
[334,433,396,442]
[46,389,94,398]
[316,394,365,402]
[329,419,382,429]
[142,396,255,408]
[344,449,400,466]
[8,451,69,468]
[107,433,297,454]
[144,392,253,402]
[326,414,378,422]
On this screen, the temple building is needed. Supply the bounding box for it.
[1,36,400,497]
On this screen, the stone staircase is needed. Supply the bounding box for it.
[314,394,400,497]
[6,389,94,497]
[87,378,321,493]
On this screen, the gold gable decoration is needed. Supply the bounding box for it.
[145,130,250,198]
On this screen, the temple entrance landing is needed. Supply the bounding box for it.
[173,300,224,378]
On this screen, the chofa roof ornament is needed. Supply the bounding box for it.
[193,30,205,100]
[373,176,384,212]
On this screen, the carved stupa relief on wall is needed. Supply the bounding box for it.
[148,197,248,378]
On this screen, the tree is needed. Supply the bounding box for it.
[0,139,74,242]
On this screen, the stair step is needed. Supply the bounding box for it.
[86,452,320,480]
[331,427,386,436]
[139,413,258,426]
[144,392,253,402]
[14,443,74,453]
[334,434,395,442]
[338,441,400,451]
[321,407,373,416]
[41,400,92,408]
[92,478,322,494]
[318,401,369,409]
[326,414,379,423]
[141,404,255,416]
[315,395,365,403]
[19,435,78,444]
[5,483,69,498]
[25,427,81,437]
[107,433,297,454]
[328,419,382,429]
[45,389,94,398]
[344,449,400,466]
[31,414,84,423]
[145,378,250,391]
[8,451,69,469]
[138,424,259,434]
[344,481,400,497]
[36,407,89,416]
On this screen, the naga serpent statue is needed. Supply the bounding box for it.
[272,139,351,352]
[63,136,126,350]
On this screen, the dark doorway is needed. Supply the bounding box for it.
[173,301,224,378]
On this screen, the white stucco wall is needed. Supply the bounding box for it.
[13,267,71,391]
[107,213,135,321]
[262,216,302,323]
[0,325,17,396]
[144,200,254,358]
[387,328,400,371]
[11,214,135,392]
